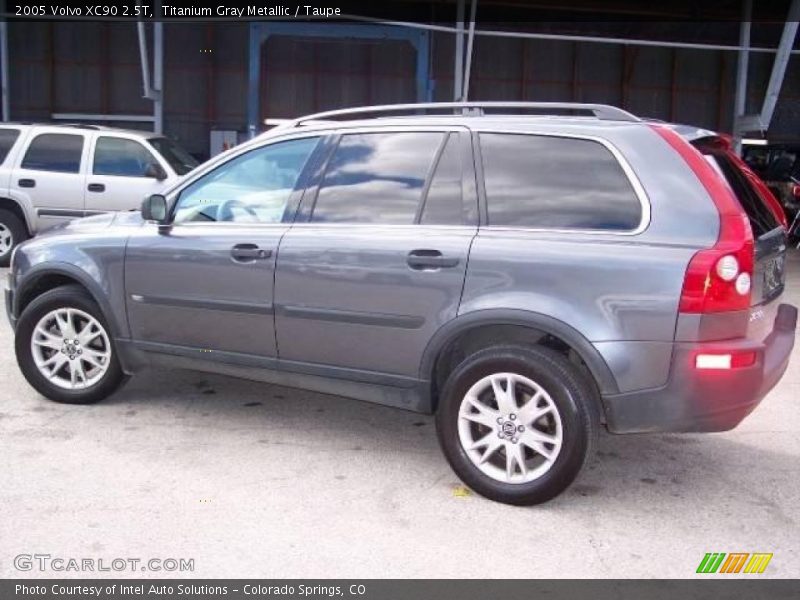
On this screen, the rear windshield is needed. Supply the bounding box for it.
[702,151,781,238]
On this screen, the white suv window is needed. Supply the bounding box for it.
[21,133,84,174]
[93,137,158,177]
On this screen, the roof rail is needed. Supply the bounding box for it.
[271,102,640,129]
[53,123,102,130]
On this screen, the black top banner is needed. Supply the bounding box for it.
[2,0,797,23]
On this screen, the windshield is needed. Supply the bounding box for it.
[148,137,199,176]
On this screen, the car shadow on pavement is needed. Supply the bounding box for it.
[60,366,798,510]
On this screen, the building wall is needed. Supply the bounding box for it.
[6,21,800,159]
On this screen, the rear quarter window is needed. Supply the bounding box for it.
[479,133,643,231]
[0,128,21,164]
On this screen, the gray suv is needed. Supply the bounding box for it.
[5,102,797,505]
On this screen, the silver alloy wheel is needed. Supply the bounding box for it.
[30,308,112,390]
[458,372,563,484]
[0,223,12,257]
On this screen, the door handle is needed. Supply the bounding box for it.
[407,249,460,270]
[18,179,35,188]
[231,244,272,261]
[87,183,105,192]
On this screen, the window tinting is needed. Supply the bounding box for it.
[0,128,20,164]
[21,133,84,173]
[93,137,158,177]
[148,137,199,176]
[311,132,444,224]
[173,137,318,224]
[480,133,642,230]
[704,153,780,237]
[419,133,464,225]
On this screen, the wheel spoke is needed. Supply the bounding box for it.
[478,437,504,464]
[519,429,559,461]
[491,374,517,414]
[506,443,527,481]
[517,392,553,426]
[46,355,67,378]
[463,394,499,424]
[33,327,63,349]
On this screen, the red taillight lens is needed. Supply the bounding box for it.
[651,126,754,313]
[793,184,800,199]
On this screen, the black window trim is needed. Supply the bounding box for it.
[296,125,478,228]
[91,135,160,178]
[474,129,651,235]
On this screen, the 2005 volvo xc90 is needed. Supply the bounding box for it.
[5,103,797,505]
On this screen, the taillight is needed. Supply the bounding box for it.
[695,350,757,370]
[651,125,754,313]
[792,184,800,199]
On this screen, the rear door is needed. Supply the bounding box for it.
[273,127,478,378]
[11,129,88,230]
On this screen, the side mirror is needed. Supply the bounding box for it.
[145,162,168,181]
[141,194,169,224]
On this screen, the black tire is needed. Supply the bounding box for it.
[435,345,598,506]
[0,208,28,268]
[15,285,125,404]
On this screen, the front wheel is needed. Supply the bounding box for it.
[436,345,598,505]
[15,285,126,404]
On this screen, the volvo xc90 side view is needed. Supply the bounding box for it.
[5,103,796,505]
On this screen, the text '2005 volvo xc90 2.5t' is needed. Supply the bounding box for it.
[5,103,797,505]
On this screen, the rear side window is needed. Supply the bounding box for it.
[0,128,20,164]
[704,153,780,237]
[93,137,158,177]
[311,132,443,224]
[480,133,643,230]
[21,133,84,173]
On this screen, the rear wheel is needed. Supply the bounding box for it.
[15,285,125,404]
[436,345,598,505]
[0,208,28,267]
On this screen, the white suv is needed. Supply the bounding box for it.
[0,123,198,265]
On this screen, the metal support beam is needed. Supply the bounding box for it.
[454,0,465,102]
[153,0,163,134]
[461,0,477,101]
[760,0,800,132]
[733,0,752,152]
[0,16,9,121]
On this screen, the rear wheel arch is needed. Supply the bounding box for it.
[0,196,33,235]
[421,310,618,414]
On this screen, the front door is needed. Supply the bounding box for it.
[274,128,478,377]
[125,135,322,357]
[85,135,170,214]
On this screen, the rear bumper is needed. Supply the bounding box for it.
[603,303,797,433]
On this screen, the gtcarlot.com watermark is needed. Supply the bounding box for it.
[14,553,194,573]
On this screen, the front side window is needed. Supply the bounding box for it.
[311,132,444,224]
[21,133,84,173]
[173,137,319,224]
[480,133,643,231]
[93,137,159,177]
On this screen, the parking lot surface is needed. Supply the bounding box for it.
[1,252,799,578]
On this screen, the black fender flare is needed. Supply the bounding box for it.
[418,308,619,396]
[14,262,124,339]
